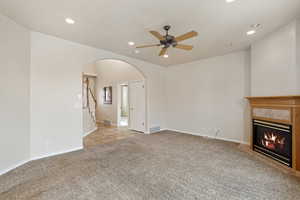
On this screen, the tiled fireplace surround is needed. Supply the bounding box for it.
[246,96,300,173]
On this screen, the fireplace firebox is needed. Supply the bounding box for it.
[253,120,292,167]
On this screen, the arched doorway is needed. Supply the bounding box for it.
[82,59,147,148]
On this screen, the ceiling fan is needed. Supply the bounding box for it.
[136,25,198,57]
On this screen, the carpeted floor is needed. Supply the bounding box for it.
[1,131,300,200]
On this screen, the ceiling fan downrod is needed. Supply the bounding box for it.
[164,25,171,36]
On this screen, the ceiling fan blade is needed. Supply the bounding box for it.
[174,44,194,50]
[136,44,160,48]
[175,31,198,42]
[159,48,167,56]
[150,31,164,41]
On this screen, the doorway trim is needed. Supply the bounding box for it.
[91,58,148,134]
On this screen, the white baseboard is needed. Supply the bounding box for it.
[0,159,30,176]
[148,128,167,134]
[166,128,249,145]
[83,127,98,137]
[0,146,83,176]
[31,146,83,161]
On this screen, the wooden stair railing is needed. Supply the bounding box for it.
[84,76,97,123]
[88,87,97,122]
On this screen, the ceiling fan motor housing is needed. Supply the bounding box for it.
[161,25,177,48]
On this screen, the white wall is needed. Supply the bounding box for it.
[83,62,97,75]
[30,32,166,159]
[95,59,144,125]
[166,51,250,144]
[251,21,299,96]
[0,14,30,173]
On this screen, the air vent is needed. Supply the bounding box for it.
[150,126,161,133]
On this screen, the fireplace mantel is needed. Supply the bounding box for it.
[246,96,300,107]
[246,95,300,99]
[246,95,300,172]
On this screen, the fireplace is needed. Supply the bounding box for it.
[246,96,300,172]
[253,120,292,167]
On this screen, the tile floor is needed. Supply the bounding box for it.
[83,123,138,148]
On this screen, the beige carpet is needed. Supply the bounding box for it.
[1,131,300,200]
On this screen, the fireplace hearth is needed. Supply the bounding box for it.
[253,120,292,167]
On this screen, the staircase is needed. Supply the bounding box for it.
[87,87,97,123]
[83,75,97,124]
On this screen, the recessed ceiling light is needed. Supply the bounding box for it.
[163,54,169,58]
[226,0,236,3]
[128,41,135,46]
[134,50,140,54]
[65,18,75,24]
[247,30,256,35]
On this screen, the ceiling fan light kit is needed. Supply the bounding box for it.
[136,25,198,57]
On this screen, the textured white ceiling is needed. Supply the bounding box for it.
[0,0,299,66]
